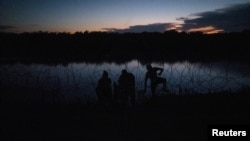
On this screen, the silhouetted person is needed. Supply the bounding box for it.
[113,82,119,102]
[118,69,135,105]
[96,71,112,105]
[144,64,167,97]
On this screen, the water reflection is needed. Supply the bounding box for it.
[1,60,249,102]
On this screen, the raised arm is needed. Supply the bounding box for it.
[156,67,163,75]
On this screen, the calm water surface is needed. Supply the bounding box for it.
[1,60,249,102]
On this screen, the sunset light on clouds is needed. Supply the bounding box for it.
[1,0,250,33]
[187,26,224,34]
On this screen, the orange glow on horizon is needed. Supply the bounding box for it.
[166,23,183,32]
[187,26,224,34]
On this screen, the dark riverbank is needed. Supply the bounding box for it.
[1,30,250,64]
[1,31,250,140]
[2,90,250,141]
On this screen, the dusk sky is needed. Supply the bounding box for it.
[1,0,250,33]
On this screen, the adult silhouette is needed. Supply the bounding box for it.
[96,71,112,105]
[118,69,135,105]
[144,64,167,97]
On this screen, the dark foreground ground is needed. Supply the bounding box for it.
[2,91,250,141]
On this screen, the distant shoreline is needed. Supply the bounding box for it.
[1,30,250,64]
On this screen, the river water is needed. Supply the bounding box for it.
[1,60,249,103]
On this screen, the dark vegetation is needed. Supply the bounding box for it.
[2,90,250,141]
[1,30,250,140]
[1,30,250,64]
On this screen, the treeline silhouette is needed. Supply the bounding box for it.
[1,30,250,64]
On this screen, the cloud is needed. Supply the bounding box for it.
[103,23,175,33]
[0,25,16,31]
[187,26,224,34]
[103,3,250,34]
[181,3,250,32]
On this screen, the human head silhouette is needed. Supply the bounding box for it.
[122,69,127,75]
[103,70,108,77]
[146,64,152,70]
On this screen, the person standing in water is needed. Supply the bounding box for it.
[118,69,135,105]
[96,71,112,105]
[144,64,167,97]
